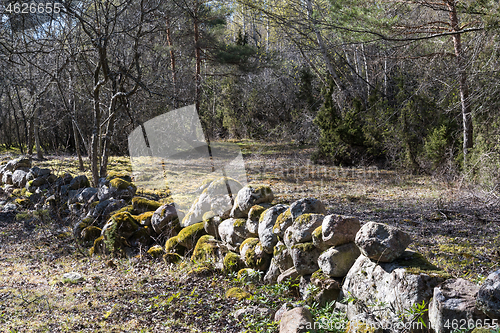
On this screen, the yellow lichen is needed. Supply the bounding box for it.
[225,287,252,300]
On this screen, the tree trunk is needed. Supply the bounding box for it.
[100,96,118,178]
[447,0,473,163]
[166,16,177,108]
[194,15,201,116]
[91,67,103,187]
[34,108,43,159]
[7,90,24,153]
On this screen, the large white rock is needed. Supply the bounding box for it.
[230,185,274,218]
[279,307,314,333]
[355,221,412,263]
[218,218,246,252]
[343,251,447,332]
[290,242,321,276]
[429,278,487,333]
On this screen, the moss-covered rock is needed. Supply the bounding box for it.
[165,235,186,255]
[225,287,252,300]
[106,172,132,182]
[345,321,383,333]
[110,178,136,191]
[239,238,271,271]
[111,205,134,216]
[163,252,182,264]
[147,245,164,258]
[136,211,154,227]
[187,265,215,277]
[81,226,102,246]
[132,197,162,214]
[151,203,181,235]
[203,211,221,238]
[73,219,89,241]
[246,205,266,235]
[237,268,261,283]
[129,227,152,247]
[176,222,207,250]
[273,208,293,240]
[223,251,244,273]
[191,235,228,262]
[99,212,141,256]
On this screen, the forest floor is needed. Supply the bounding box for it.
[0,140,499,332]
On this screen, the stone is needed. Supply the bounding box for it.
[477,269,500,320]
[233,306,274,321]
[191,235,229,262]
[290,242,321,276]
[258,204,289,253]
[69,175,90,190]
[279,307,314,333]
[2,171,12,185]
[246,205,266,235]
[264,258,281,284]
[273,208,293,240]
[289,198,326,221]
[94,212,141,255]
[322,214,360,247]
[218,218,246,252]
[355,221,412,263]
[343,251,448,331]
[97,177,136,201]
[131,197,162,214]
[230,184,274,218]
[176,222,207,250]
[239,238,271,271]
[284,213,324,248]
[278,267,301,284]
[225,287,252,300]
[274,241,294,273]
[299,274,340,306]
[183,177,243,227]
[203,212,221,239]
[150,203,179,235]
[77,187,98,203]
[275,303,295,322]
[429,278,487,333]
[12,170,27,188]
[317,242,360,277]
[62,272,84,283]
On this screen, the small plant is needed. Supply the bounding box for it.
[401,300,428,329]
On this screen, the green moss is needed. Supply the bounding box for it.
[131,197,162,213]
[191,235,218,262]
[165,236,186,255]
[89,236,104,256]
[237,268,260,283]
[291,242,316,252]
[394,251,451,278]
[110,178,136,190]
[90,201,99,209]
[101,212,140,255]
[248,205,265,221]
[187,265,214,277]
[27,180,34,187]
[225,287,252,300]
[14,198,29,206]
[311,269,329,281]
[81,226,102,245]
[176,222,207,249]
[295,213,313,225]
[163,252,182,264]
[147,245,164,258]
[312,226,322,239]
[202,211,215,222]
[239,237,259,253]
[273,209,292,237]
[111,205,134,216]
[137,211,154,223]
[233,218,246,228]
[106,171,132,182]
[346,322,382,333]
[181,211,195,227]
[224,251,243,273]
[273,243,287,257]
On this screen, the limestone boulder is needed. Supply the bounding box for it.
[322,214,360,247]
[258,204,289,254]
[318,242,360,277]
[278,267,301,284]
[239,238,271,271]
[289,198,326,220]
[230,184,274,218]
[343,251,448,331]
[150,203,180,235]
[355,221,412,263]
[273,241,294,273]
[218,218,246,252]
[477,269,500,320]
[279,307,314,333]
[290,242,321,276]
[246,205,266,235]
[284,214,324,248]
[429,278,487,333]
[12,169,28,188]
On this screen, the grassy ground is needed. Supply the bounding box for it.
[1,140,499,332]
